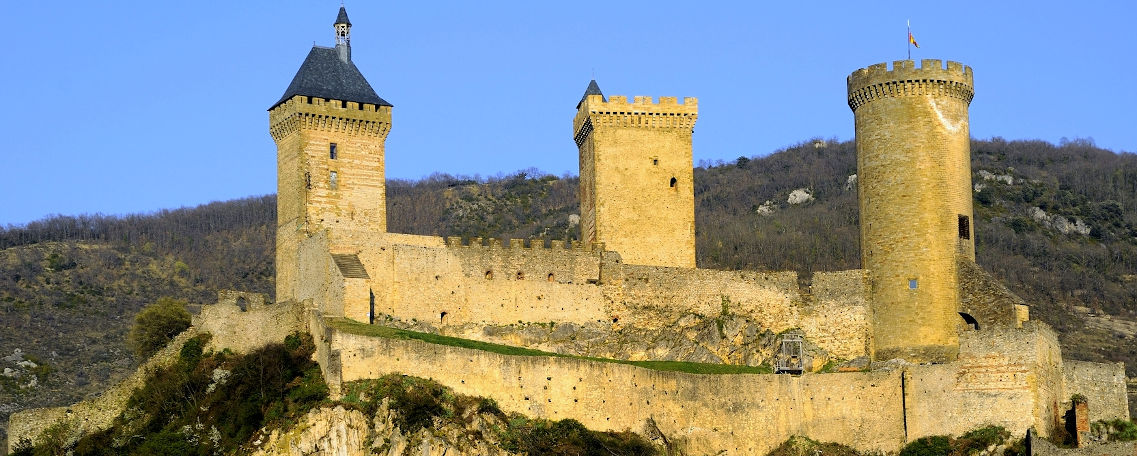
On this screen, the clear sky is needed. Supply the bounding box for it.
[1,1,1134,226]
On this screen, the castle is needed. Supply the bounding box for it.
[9,7,1130,455]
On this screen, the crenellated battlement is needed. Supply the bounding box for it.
[269,95,392,142]
[573,94,698,138]
[846,60,974,112]
[443,236,603,252]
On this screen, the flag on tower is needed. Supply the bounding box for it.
[908,20,919,48]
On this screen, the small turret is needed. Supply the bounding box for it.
[577,79,604,109]
[334,6,352,62]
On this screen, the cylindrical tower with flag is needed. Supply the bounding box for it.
[847,59,975,364]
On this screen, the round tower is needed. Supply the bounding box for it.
[847,59,975,363]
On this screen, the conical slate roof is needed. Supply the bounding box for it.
[335,6,351,26]
[269,46,391,110]
[577,79,604,109]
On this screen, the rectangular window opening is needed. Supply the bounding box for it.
[958,215,970,240]
[908,278,918,290]
[330,171,338,190]
[330,143,338,160]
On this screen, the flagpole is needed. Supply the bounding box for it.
[907,20,911,60]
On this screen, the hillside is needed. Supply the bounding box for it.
[2,138,1136,449]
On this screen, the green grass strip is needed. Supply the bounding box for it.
[327,318,772,375]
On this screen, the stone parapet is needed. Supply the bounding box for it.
[847,59,974,112]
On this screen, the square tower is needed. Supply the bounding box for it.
[572,81,698,268]
[269,7,392,301]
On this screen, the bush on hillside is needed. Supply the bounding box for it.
[127,297,191,361]
[899,426,1012,456]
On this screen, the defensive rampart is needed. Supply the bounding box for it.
[315,314,1130,455]
[905,322,1065,439]
[320,315,906,455]
[298,233,872,360]
[193,291,304,354]
[1064,360,1131,422]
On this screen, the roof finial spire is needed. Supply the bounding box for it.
[334,6,352,62]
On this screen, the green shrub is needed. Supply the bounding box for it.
[955,425,1010,452]
[900,435,950,456]
[766,435,861,456]
[1092,419,1137,442]
[52,332,325,456]
[127,297,191,360]
[1003,437,1028,456]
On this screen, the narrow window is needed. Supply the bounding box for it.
[908,278,918,289]
[669,177,677,188]
[958,215,970,240]
[304,172,311,189]
[329,171,338,190]
[652,158,659,165]
[330,143,338,159]
[485,270,494,279]
[547,273,555,282]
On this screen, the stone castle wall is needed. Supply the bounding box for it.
[849,59,976,363]
[193,291,305,354]
[325,321,907,455]
[296,232,873,360]
[1064,360,1131,422]
[958,258,1031,328]
[318,315,1129,455]
[905,322,1065,440]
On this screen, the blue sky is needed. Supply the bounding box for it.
[1,1,1134,226]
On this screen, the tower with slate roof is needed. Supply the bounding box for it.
[269,6,392,301]
[572,80,698,268]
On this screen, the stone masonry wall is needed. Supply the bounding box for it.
[360,235,608,326]
[1029,431,1137,456]
[612,265,870,360]
[958,258,1029,328]
[1064,360,1131,422]
[323,233,872,361]
[193,291,304,354]
[904,322,1065,440]
[320,316,1126,455]
[326,325,906,456]
[296,232,345,317]
[800,270,871,359]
